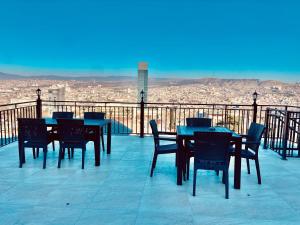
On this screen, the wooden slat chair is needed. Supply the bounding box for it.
[229,122,265,184]
[84,112,105,151]
[149,120,178,177]
[18,118,54,169]
[57,119,87,169]
[186,118,212,179]
[51,112,74,152]
[193,132,232,198]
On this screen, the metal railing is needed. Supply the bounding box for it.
[264,108,300,158]
[0,101,37,147]
[1,96,300,159]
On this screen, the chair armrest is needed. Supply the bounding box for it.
[242,140,261,145]
[158,131,177,135]
[158,137,177,142]
[240,134,249,138]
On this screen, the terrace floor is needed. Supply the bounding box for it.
[0,136,300,225]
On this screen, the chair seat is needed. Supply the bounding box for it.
[229,147,256,158]
[60,141,88,149]
[159,136,177,142]
[157,144,178,154]
[195,159,227,171]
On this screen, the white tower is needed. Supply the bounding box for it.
[137,62,148,102]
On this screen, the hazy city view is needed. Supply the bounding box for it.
[1,1,300,224]
[1,72,299,106]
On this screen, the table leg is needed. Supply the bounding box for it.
[107,122,111,154]
[177,136,183,185]
[94,127,101,166]
[234,139,242,189]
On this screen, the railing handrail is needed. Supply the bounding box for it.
[42,100,300,108]
[0,101,36,108]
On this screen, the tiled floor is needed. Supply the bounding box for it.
[0,136,300,225]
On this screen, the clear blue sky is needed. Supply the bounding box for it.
[0,0,299,81]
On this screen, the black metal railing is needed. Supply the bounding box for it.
[42,100,298,136]
[264,107,300,158]
[1,96,300,159]
[0,101,37,147]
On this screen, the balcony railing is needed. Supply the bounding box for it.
[264,108,300,159]
[1,98,300,158]
[0,101,37,147]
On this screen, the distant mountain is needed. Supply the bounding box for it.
[0,72,24,80]
[0,71,292,87]
[0,72,135,81]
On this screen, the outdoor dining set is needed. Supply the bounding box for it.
[17,112,112,169]
[149,118,265,199]
[17,112,265,199]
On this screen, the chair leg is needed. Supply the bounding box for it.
[246,158,251,174]
[193,169,197,196]
[43,147,47,169]
[58,146,62,168]
[101,132,105,152]
[32,148,36,159]
[82,147,85,169]
[150,153,158,177]
[255,158,262,184]
[224,169,229,199]
[52,141,55,151]
[216,170,219,176]
[68,148,71,159]
[186,157,190,180]
[62,148,65,159]
[19,146,24,168]
[222,171,225,184]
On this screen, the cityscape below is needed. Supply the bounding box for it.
[0,67,299,107]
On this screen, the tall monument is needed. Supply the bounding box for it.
[137,62,148,102]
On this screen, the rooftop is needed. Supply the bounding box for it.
[0,135,300,225]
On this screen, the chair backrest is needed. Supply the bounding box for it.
[57,119,85,143]
[246,122,265,152]
[84,112,105,120]
[52,112,74,119]
[149,120,160,148]
[18,118,48,143]
[193,132,232,162]
[186,118,212,127]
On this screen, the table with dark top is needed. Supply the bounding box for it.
[176,126,242,189]
[45,118,112,166]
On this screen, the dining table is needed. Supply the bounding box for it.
[176,126,242,189]
[45,118,112,166]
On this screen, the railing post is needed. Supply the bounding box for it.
[253,101,257,123]
[224,105,228,127]
[36,88,42,119]
[263,108,270,149]
[140,90,145,138]
[252,91,258,123]
[282,110,290,160]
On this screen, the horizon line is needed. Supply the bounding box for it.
[0,64,300,82]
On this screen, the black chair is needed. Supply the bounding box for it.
[185,118,212,179]
[84,112,105,151]
[229,122,265,184]
[57,119,87,169]
[193,132,232,198]
[149,120,177,177]
[18,118,54,169]
[52,112,74,119]
[186,117,212,127]
[51,112,74,151]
